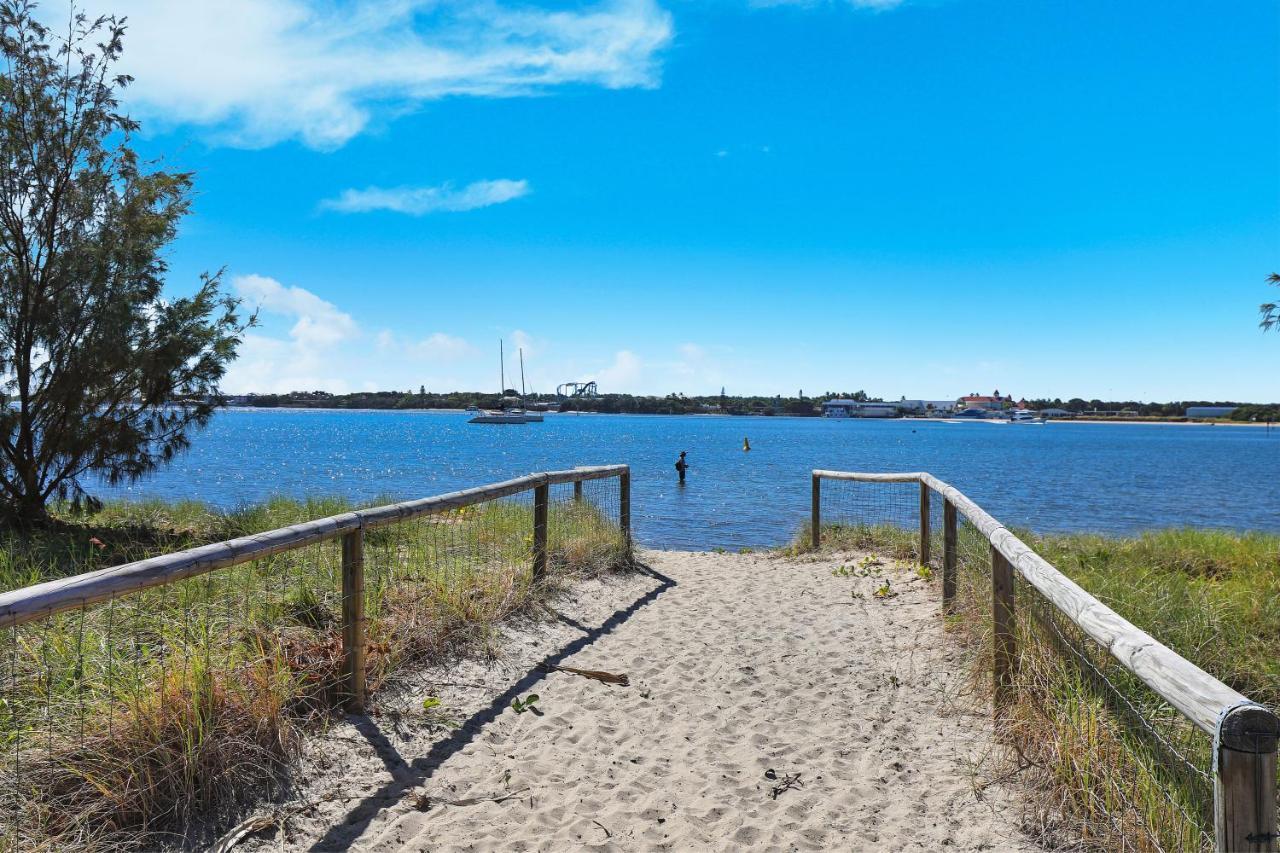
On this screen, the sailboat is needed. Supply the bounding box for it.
[468,341,537,424]
[517,348,543,422]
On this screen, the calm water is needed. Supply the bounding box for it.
[92,410,1280,550]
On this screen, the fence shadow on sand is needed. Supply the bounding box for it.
[308,560,676,851]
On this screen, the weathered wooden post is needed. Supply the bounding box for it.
[619,468,631,546]
[918,482,931,568]
[1215,704,1280,852]
[943,499,957,609]
[991,544,1016,713]
[341,527,366,713]
[573,479,583,502]
[533,482,549,580]
[811,473,821,550]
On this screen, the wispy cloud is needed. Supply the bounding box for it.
[321,179,531,215]
[378,330,479,361]
[751,0,905,9]
[62,0,674,150]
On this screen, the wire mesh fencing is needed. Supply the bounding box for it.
[806,475,928,565]
[807,471,1275,853]
[0,466,630,851]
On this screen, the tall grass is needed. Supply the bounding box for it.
[0,493,630,851]
[799,519,1279,851]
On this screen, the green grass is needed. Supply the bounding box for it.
[0,494,630,851]
[798,520,1280,851]
[1032,528,1280,709]
[786,521,921,561]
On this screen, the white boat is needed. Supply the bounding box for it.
[1008,409,1046,424]
[469,341,540,425]
[469,410,534,424]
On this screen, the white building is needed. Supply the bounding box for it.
[823,400,899,418]
[896,398,959,415]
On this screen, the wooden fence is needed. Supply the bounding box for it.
[811,470,1279,853]
[0,464,631,714]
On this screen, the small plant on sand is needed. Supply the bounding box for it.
[420,696,458,729]
[872,579,897,599]
[916,564,934,581]
[511,693,541,714]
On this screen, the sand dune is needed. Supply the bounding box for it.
[243,550,1035,851]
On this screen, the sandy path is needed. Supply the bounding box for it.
[248,550,1034,851]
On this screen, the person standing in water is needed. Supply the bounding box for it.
[675,451,689,484]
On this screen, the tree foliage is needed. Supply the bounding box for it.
[0,1,249,525]
[1261,272,1280,332]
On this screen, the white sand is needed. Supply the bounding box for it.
[242,550,1036,851]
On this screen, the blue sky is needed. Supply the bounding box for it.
[62,0,1280,400]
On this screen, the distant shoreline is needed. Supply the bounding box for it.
[218,406,1275,426]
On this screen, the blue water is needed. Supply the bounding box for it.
[91,410,1280,550]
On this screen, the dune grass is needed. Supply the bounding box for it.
[799,520,1279,851]
[0,493,630,851]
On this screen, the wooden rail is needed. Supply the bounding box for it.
[0,465,631,712]
[810,469,1280,852]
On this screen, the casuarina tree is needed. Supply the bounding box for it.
[0,1,249,526]
[1261,273,1280,332]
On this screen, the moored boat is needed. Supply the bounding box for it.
[1008,408,1046,424]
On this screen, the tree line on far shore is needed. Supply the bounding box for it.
[232,390,1280,421]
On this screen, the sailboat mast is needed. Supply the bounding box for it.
[499,340,505,394]
[519,348,527,397]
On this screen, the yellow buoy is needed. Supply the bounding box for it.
[743,437,751,452]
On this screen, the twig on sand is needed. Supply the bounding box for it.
[764,769,803,800]
[411,788,530,812]
[210,795,350,853]
[210,816,276,853]
[593,819,613,839]
[540,662,630,686]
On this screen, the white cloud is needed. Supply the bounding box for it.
[575,344,730,394]
[589,350,644,388]
[321,179,530,215]
[59,0,673,149]
[376,330,478,361]
[413,333,478,361]
[234,274,357,346]
[224,274,361,393]
[509,329,546,360]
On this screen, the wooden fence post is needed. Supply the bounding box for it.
[533,483,549,580]
[573,479,583,502]
[811,473,821,550]
[919,482,931,567]
[619,469,631,546]
[991,544,1016,713]
[341,528,366,713]
[943,499,957,609]
[1215,704,1280,852]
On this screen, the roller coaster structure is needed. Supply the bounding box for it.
[556,381,599,399]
